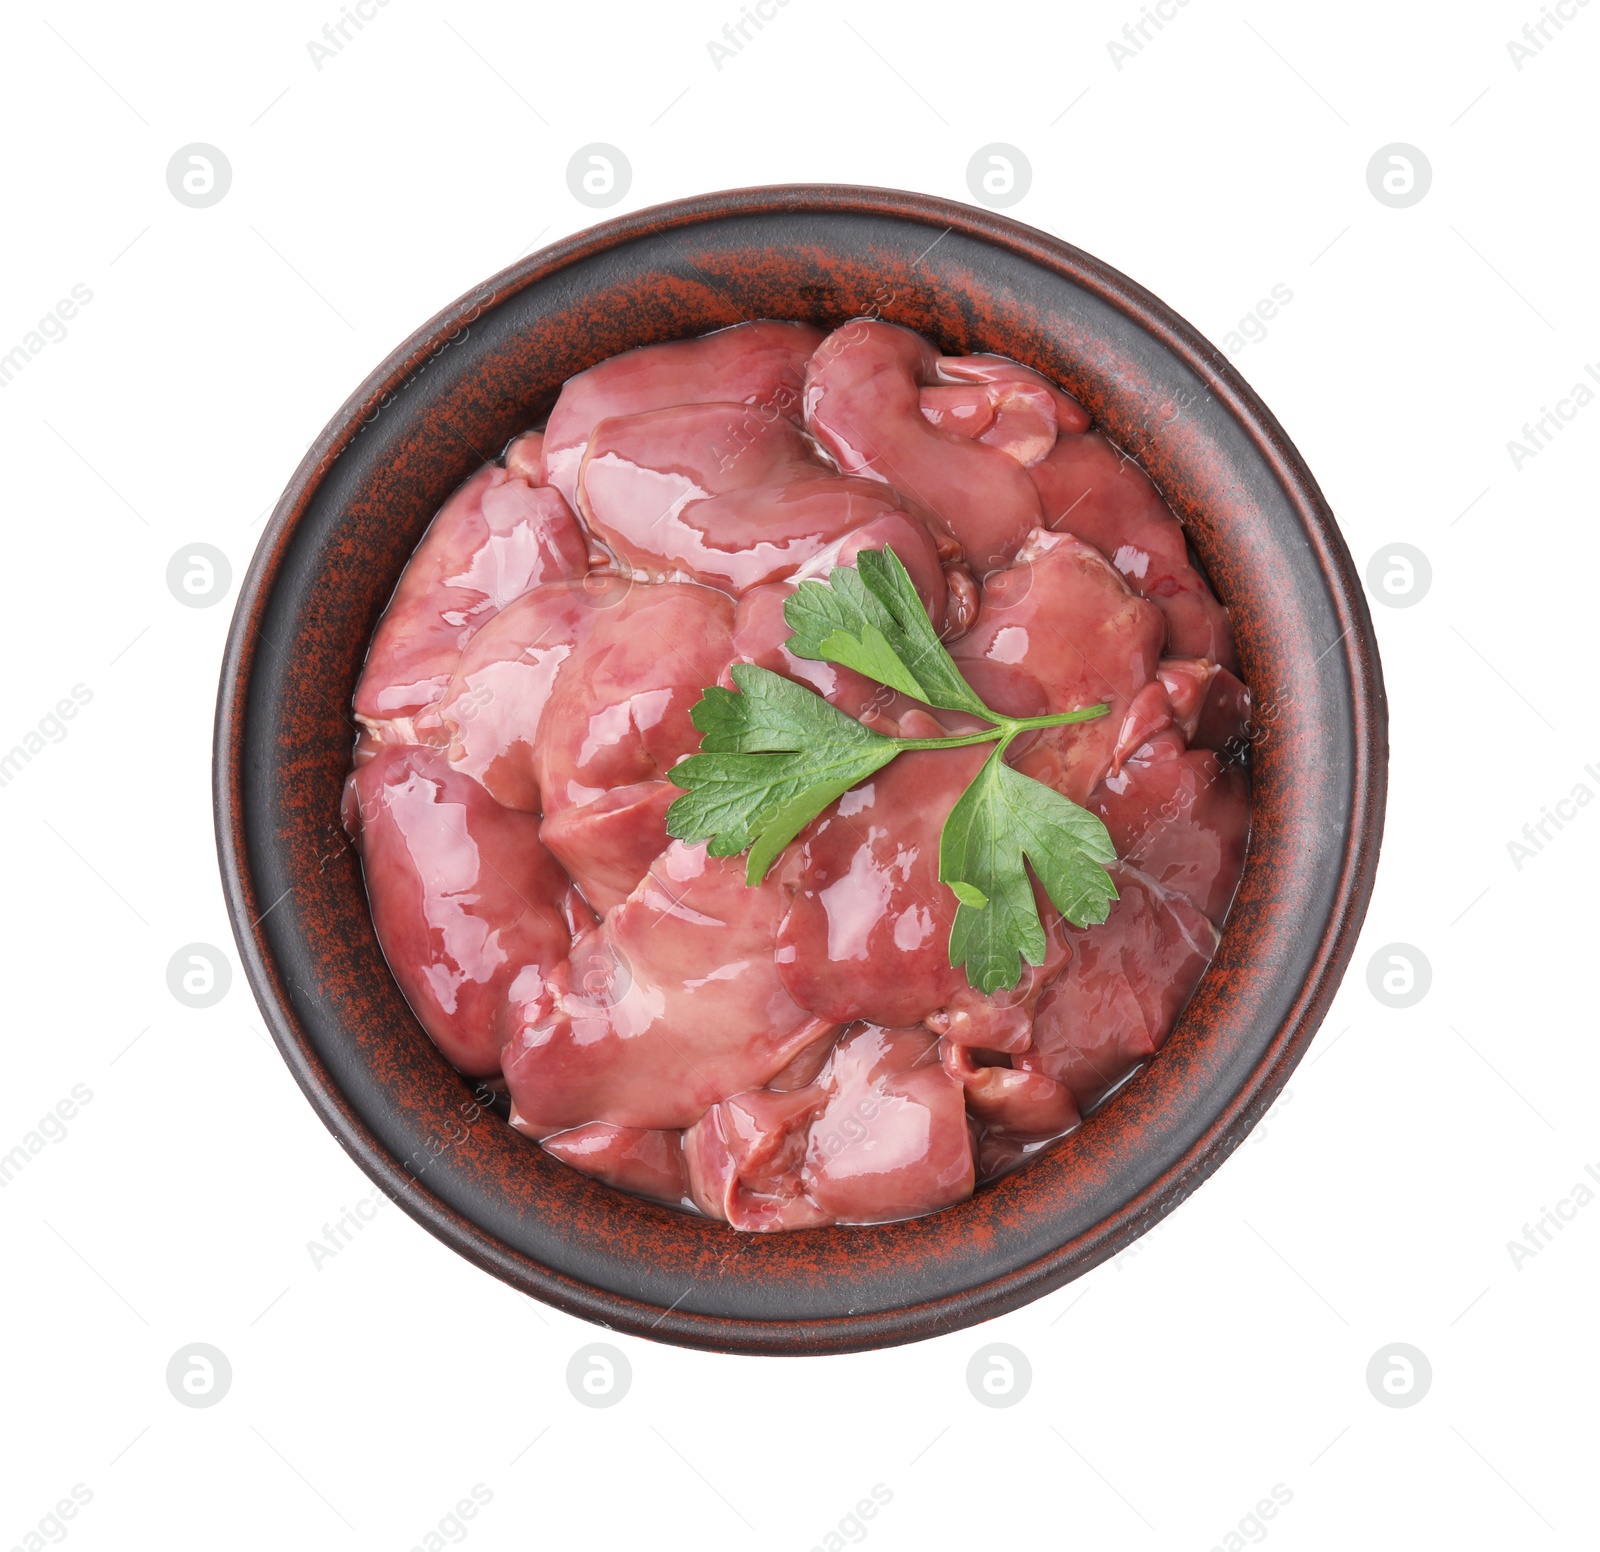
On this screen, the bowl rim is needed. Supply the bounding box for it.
[215,182,1386,1354]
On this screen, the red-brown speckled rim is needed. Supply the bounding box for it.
[215,185,1386,1355]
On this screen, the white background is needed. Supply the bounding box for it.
[2,1,1596,1548]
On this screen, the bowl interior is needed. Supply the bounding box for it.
[217,188,1383,1354]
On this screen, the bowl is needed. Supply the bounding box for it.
[214,185,1386,1355]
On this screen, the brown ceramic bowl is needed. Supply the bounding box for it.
[215,185,1385,1355]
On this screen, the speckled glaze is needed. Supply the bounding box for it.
[214,186,1386,1355]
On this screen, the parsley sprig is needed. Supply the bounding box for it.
[665,548,1119,992]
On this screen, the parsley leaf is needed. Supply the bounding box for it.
[785,547,990,717]
[665,550,1122,987]
[940,744,1119,994]
[665,663,899,883]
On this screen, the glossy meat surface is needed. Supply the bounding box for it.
[345,745,572,1075]
[775,746,989,1028]
[355,465,588,731]
[350,319,1250,1230]
[952,528,1166,803]
[535,1121,691,1208]
[541,320,824,509]
[922,353,1091,466]
[578,403,910,592]
[501,843,834,1133]
[433,578,629,811]
[1092,728,1250,925]
[531,582,734,908]
[685,1024,973,1230]
[803,321,1047,572]
[1028,428,1238,670]
[1020,865,1219,1111]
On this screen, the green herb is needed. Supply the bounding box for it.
[784,548,992,718]
[662,665,901,884]
[665,547,1118,993]
[940,747,1118,993]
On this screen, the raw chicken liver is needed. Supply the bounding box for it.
[349,319,1249,1229]
[344,745,572,1076]
[355,463,587,736]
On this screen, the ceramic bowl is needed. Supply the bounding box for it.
[214,185,1386,1355]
